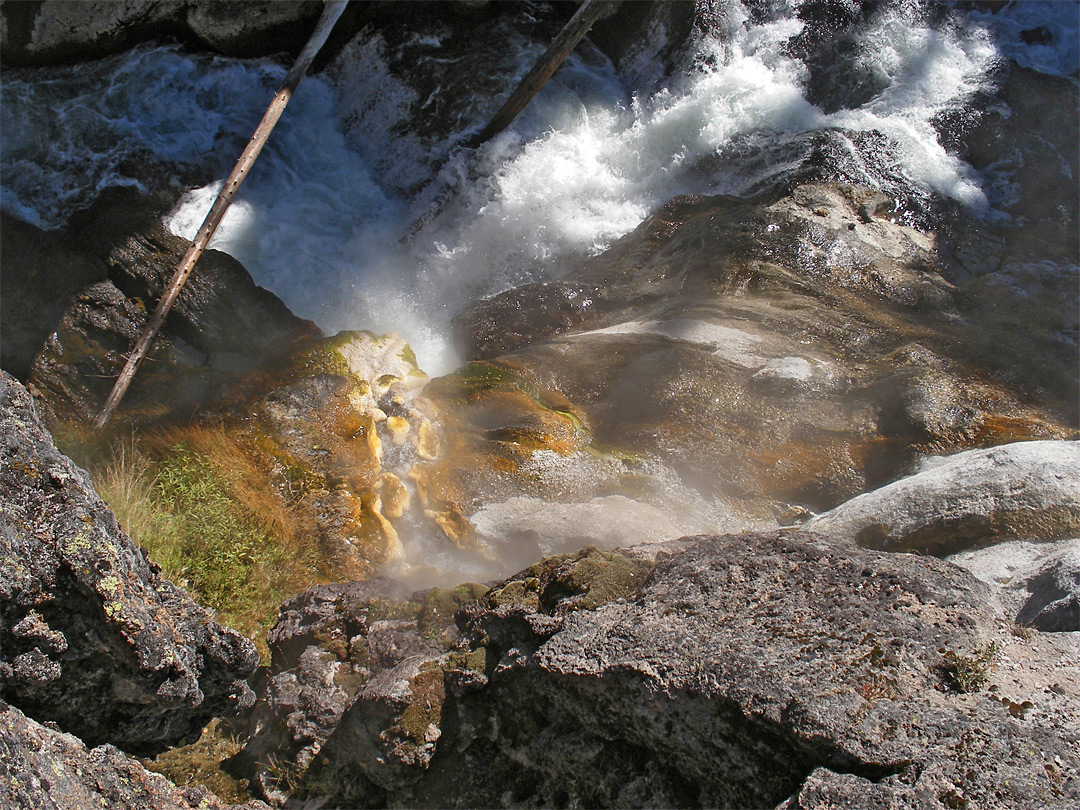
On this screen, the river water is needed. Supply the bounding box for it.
[4,0,1076,377]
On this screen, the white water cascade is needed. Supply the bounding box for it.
[7,0,1069,375]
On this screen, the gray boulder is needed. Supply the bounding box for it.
[950,538,1080,632]
[0,371,259,754]
[0,699,267,810]
[804,441,1080,555]
[271,532,1079,809]
[231,578,447,804]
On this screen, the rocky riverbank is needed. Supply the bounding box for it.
[3,377,1078,807]
[2,1,1078,808]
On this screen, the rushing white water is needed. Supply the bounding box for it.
[2,0,1074,584]
[2,0,1032,375]
[161,0,1005,373]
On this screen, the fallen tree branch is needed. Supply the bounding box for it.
[465,0,617,149]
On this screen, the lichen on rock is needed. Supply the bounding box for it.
[0,371,259,755]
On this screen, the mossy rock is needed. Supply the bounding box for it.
[417,583,489,642]
[486,547,653,616]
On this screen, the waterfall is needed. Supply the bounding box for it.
[2,0,1073,376]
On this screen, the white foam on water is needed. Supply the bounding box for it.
[966,0,1080,77]
[1,0,1048,376]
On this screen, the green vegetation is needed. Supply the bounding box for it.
[944,642,999,693]
[88,425,323,659]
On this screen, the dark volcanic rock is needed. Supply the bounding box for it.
[0,700,267,810]
[0,0,322,66]
[0,371,259,754]
[27,191,321,425]
[231,578,444,805]
[267,531,1079,809]
[0,212,105,381]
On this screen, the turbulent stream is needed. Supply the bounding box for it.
[5,0,1075,374]
[2,0,1078,584]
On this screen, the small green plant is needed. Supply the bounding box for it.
[89,425,324,659]
[944,642,999,693]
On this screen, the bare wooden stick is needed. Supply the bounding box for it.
[92,0,348,430]
[400,0,615,245]
[464,0,615,149]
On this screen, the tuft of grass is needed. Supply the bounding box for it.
[943,642,999,693]
[90,424,324,659]
[142,718,251,804]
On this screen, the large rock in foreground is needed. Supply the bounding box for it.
[0,371,259,753]
[251,532,1079,809]
[0,700,267,810]
[805,440,1080,555]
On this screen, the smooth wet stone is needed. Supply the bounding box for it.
[432,185,1070,551]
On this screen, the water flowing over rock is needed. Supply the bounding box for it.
[429,184,1071,561]
[805,441,1080,555]
[241,532,1080,809]
[0,371,259,753]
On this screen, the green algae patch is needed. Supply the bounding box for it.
[417,583,489,645]
[288,330,377,380]
[396,668,446,746]
[446,646,488,676]
[142,718,252,805]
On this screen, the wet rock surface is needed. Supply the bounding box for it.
[0,0,322,66]
[0,371,259,754]
[0,212,105,381]
[433,184,1071,556]
[248,532,1079,809]
[0,700,267,810]
[805,441,1080,555]
[238,331,437,579]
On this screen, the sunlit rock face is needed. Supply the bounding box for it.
[431,183,1071,560]
[805,441,1080,556]
[243,531,1080,809]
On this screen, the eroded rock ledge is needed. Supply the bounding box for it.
[0,700,266,810]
